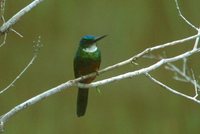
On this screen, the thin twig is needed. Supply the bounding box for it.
[0,121,3,133]
[0,54,37,94]
[182,58,187,75]
[174,0,198,31]
[10,28,23,38]
[145,73,200,103]
[191,69,199,98]
[0,36,42,94]
[165,30,200,89]
[0,0,6,23]
[193,28,200,49]
[173,75,188,82]
[0,0,6,47]
[0,32,6,47]
[167,63,200,90]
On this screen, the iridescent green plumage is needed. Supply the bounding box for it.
[74,35,106,117]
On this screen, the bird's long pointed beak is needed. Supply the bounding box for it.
[94,35,107,43]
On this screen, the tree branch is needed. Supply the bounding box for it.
[0,54,37,94]
[145,73,200,103]
[0,36,42,95]
[0,35,200,131]
[166,63,200,89]
[98,33,200,75]
[193,28,200,49]
[174,0,198,31]
[0,0,44,34]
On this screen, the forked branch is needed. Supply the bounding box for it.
[1,0,200,132]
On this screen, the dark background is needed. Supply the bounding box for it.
[1,0,200,133]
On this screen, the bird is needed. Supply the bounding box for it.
[73,35,106,117]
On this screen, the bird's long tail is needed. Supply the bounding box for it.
[77,88,89,117]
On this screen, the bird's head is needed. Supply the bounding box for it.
[79,35,107,48]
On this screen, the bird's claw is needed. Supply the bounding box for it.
[95,70,100,76]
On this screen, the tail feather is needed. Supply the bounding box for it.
[77,88,89,117]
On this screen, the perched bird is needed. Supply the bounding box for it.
[73,35,106,117]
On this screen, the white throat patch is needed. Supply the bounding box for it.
[83,44,97,53]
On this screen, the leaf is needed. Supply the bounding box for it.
[96,87,101,94]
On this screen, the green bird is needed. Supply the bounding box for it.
[74,35,106,117]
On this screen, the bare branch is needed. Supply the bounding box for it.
[0,47,199,129]
[0,0,6,22]
[10,28,23,38]
[1,26,200,129]
[145,73,200,103]
[191,69,199,98]
[0,54,37,94]
[0,121,3,133]
[0,0,44,34]
[165,29,200,88]
[79,48,200,88]
[182,58,187,75]
[0,32,6,47]
[99,33,200,75]
[173,76,188,82]
[193,28,200,49]
[0,36,42,94]
[167,63,200,90]
[174,0,198,31]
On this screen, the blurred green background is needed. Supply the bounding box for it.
[1,0,200,133]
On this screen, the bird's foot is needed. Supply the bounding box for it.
[95,70,100,76]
